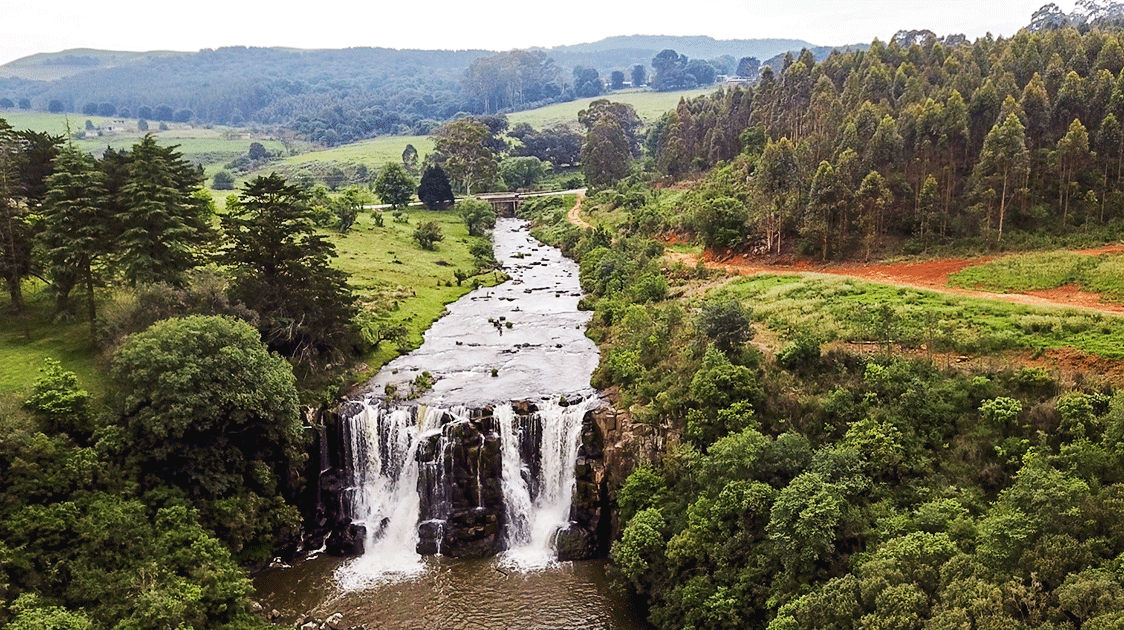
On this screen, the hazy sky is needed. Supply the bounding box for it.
[0,0,1075,67]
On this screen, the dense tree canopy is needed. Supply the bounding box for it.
[109,315,304,562]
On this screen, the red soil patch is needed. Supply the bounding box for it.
[667,248,1124,316]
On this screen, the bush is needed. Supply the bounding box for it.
[413,221,444,250]
[777,333,822,372]
[22,360,95,439]
[211,171,235,190]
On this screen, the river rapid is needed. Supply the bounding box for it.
[252,217,651,629]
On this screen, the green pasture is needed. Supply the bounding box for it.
[331,206,499,373]
[279,135,434,166]
[507,87,715,129]
[949,251,1124,304]
[718,273,1124,359]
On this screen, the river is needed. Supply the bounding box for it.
[252,217,651,629]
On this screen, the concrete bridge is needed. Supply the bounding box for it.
[476,193,524,217]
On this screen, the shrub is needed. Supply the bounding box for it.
[413,221,444,250]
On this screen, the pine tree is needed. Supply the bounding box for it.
[113,135,212,286]
[0,119,29,331]
[221,174,359,365]
[40,147,110,338]
[417,165,455,211]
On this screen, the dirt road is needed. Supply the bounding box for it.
[660,247,1124,316]
[567,190,591,229]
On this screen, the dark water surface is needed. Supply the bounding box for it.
[254,555,651,629]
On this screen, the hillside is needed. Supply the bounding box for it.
[0,35,840,147]
[0,48,184,81]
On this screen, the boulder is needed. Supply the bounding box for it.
[555,525,598,561]
[325,520,366,556]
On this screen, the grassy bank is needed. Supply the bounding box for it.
[949,251,1124,304]
[720,273,1124,359]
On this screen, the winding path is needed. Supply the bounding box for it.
[566,190,591,229]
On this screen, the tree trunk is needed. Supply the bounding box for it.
[85,260,97,342]
[998,168,1008,242]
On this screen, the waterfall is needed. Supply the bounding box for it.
[335,396,597,585]
[499,397,597,570]
[336,403,446,588]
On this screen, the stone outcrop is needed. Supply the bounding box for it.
[415,409,505,558]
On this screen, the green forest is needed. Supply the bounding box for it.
[8,20,1124,630]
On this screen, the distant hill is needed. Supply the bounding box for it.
[541,35,819,67]
[0,49,183,81]
[0,36,854,147]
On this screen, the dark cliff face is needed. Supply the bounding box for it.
[296,400,615,561]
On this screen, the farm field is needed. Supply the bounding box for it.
[506,87,715,128]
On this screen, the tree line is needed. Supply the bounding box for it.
[635,27,1124,259]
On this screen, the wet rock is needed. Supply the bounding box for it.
[299,622,319,630]
[325,519,366,556]
[444,509,502,558]
[417,520,445,555]
[555,525,598,561]
[326,612,345,630]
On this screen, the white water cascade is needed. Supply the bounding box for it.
[497,398,596,570]
[335,395,598,585]
[336,402,447,588]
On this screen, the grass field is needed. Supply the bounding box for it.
[0,110,290,172]
[279,135,433,166]
[949,252,1124,304]
[506,87,715,129]
[332,206,499,374]
[718,273,1124,360]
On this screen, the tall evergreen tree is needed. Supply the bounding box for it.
[0,119,29,332]
[974,113,1029,241]
[40,147,110,338]
[417,164,455,211]
[113,135,212,286]
[221,174,360,365]
[581,117,631,189]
